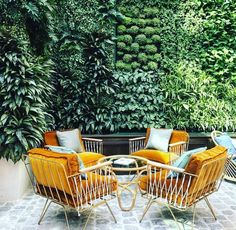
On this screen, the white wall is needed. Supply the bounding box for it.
[0,159,30,202]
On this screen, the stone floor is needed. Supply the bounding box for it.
[0,177,236,230]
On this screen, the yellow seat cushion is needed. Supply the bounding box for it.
[78,152,104,167]
[131,149,178,164]
[28,148,79,195]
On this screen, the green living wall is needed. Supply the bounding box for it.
[114,0,236,131]
[1,0,236,162]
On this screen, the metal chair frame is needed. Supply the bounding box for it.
[129,136,188,155]
[82,137,103,153]
[138,156,227,229]
[22,154,117,230]
[211,130,236,182]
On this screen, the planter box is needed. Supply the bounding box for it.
[0,158,30,202]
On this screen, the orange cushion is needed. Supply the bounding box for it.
[79,152,104,167]
[28,148,79,195]
[44,131,59,146]
[131,149,178,164]
[185,146,227,175]
[44,130,85,152]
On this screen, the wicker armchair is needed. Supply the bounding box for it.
[138,146,227,229]
[23,148,117,230]
[129,129,189,164]
[211,130,236,182]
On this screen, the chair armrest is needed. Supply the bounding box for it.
[129,137,146,141]
[68,161,112,178]
[82,137,103,142]
[168,141,188,155]
[129,137,146,154]
[147,160,185,174]
[168,141,186,147]
[82,137,103,153]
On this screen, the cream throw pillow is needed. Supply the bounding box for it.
[145,128,173,152]
[56,129,84,153]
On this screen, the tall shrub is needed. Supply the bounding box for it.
[0,27,54,162]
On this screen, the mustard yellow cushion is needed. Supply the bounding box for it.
[131,149,178,164]
[28,148,79,195]
[79,152,104,167]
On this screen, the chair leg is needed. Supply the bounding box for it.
[204,197,217,220]
[164,203,182,230]
[105,201,117,223]
[139,197,153,223]
[192,204,196,230]
[38,199,52,225]
[62,206,70,230]
[82,208,93,230]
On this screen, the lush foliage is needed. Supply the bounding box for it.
[116,5,161,71]
[1,0,236,162]
[114,70,165,130]
[0,27,53,162]
[160,61,236,131]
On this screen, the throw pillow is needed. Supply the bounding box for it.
[45,145,86,179]
[168,147,207,178]
[56,129,84,153]
[215,133,236,155]
[145,128,173,152]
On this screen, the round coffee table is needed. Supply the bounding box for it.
[98,155,147,211]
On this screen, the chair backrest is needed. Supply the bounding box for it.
[43,130,85,151]
[211,130,223,146]
[185,146,227,205]
[144,128,189,145]
[28,148,79,196]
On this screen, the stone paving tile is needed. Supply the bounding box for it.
[0,179,235,229]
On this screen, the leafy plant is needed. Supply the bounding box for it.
[128,26,139,34]
[80,31,118,133]
[160,61,236,131]
[118,34,133,44]
[130,43,140,53]
[0,27,54,162]
[142,26,155,36]
[138,53,148,63]
[117,42,126,50]
[147,61,158,70]
[151,34,161,43]
[123,54,132,63]
[145,44,157,54]
[118,25,126,34]
[135,19,146,27]
[135,34,147,45]
[131,61,141,69]
[114,70,165,130]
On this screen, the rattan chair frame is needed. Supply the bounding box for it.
[211,130,236,182]
[138,156,227,230]
[129,134,189,163]
[22,154,117,230]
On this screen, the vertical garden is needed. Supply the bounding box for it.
[1,0,236,162]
